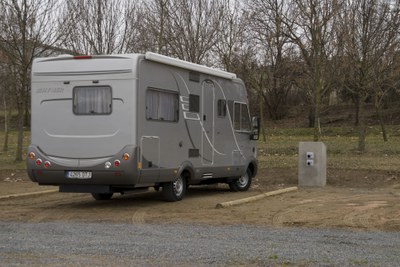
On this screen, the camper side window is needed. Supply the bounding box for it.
[233,102,251,132]
[217,100,226,117]
[146,88,179,122]
[189,94,200,113]
[73,86,112,115]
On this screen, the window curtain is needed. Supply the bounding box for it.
[146,89,178,121]
[74,87,111,114]
[146,90,160,120]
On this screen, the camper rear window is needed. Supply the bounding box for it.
[234,102,251,132]
[73,86,112,115]
[146,89,179,122]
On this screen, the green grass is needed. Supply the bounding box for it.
[1,126,400,172]
[258,126,400,171]
[0,130,30,170]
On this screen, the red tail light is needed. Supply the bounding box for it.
[36,159,42,166]
[114,160,120,167]
[44,161,51,168]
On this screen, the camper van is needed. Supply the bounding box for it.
[27,52,259,201]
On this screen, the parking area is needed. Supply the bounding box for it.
[1,168,399,231]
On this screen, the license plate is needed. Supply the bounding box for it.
[66,171,92,179]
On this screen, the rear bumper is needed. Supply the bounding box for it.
[26,145,140,186]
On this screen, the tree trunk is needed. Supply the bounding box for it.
[353,95,359,126]
[357,97,366,153]
[15,73,28,162]
[374,93,388,142]
[3,95,9,152]
[259,94,266,142]
[375,98,388,142]
[24,100,30,127]
[15,104,24,162]
[313,75,322,142]
[313,102,321,141]
[308,107,315,128]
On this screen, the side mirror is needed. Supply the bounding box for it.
[250,116,260,140]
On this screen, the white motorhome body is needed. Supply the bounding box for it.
[27,53,259,201]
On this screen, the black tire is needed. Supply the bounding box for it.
[162,174,187,202]
[229,169,252,192]
[91,193,113,200]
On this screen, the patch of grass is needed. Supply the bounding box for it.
[0,130,30,170]
[268,253,279,260]
[348,258,369,265]
[0,110,21,131]
[1,126,400,172]
[258,126,400,171]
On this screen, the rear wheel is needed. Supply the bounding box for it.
[229,169,252,192]
[91,193,113,200]
[162,174,187,202]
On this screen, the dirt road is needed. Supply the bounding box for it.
[1,168,399,231]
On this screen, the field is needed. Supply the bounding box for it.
[0,126,399,231]
[260,126,400,171]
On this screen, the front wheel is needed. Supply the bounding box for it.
[91,193,113,200]
[162,174,187,202]
[229,169,252,192]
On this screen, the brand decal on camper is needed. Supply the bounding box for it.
[36,88,64,94]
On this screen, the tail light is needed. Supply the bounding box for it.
[44,161,51,168]
[123,153,130,160]
[36,159,42,166]
[114,160,120,167]
[28,152,36,160]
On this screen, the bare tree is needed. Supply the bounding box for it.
[214,0,248,72]
[0,0,61,161]
[139,0,173,54]
[248,0,299,121]
[338,0,400,151]
[163,0,226,64]
[62,0,132,55]
[0,64,14,152]
[282,0,343,141]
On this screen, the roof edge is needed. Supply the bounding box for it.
[145,52,237,80]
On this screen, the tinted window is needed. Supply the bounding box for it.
[73,86,112,115]
[234,102,241,130]
[146,88,179,122]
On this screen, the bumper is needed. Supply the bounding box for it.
[26,145,140,186]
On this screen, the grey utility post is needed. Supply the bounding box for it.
[298,142,327,187]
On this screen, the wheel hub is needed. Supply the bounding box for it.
[237,173,249,187]
[173,177,183,196]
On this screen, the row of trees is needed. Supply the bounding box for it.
[1,0,400,161]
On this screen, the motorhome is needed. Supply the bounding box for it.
[27,52,259,201]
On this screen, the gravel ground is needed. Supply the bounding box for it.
[0,222,399,266]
